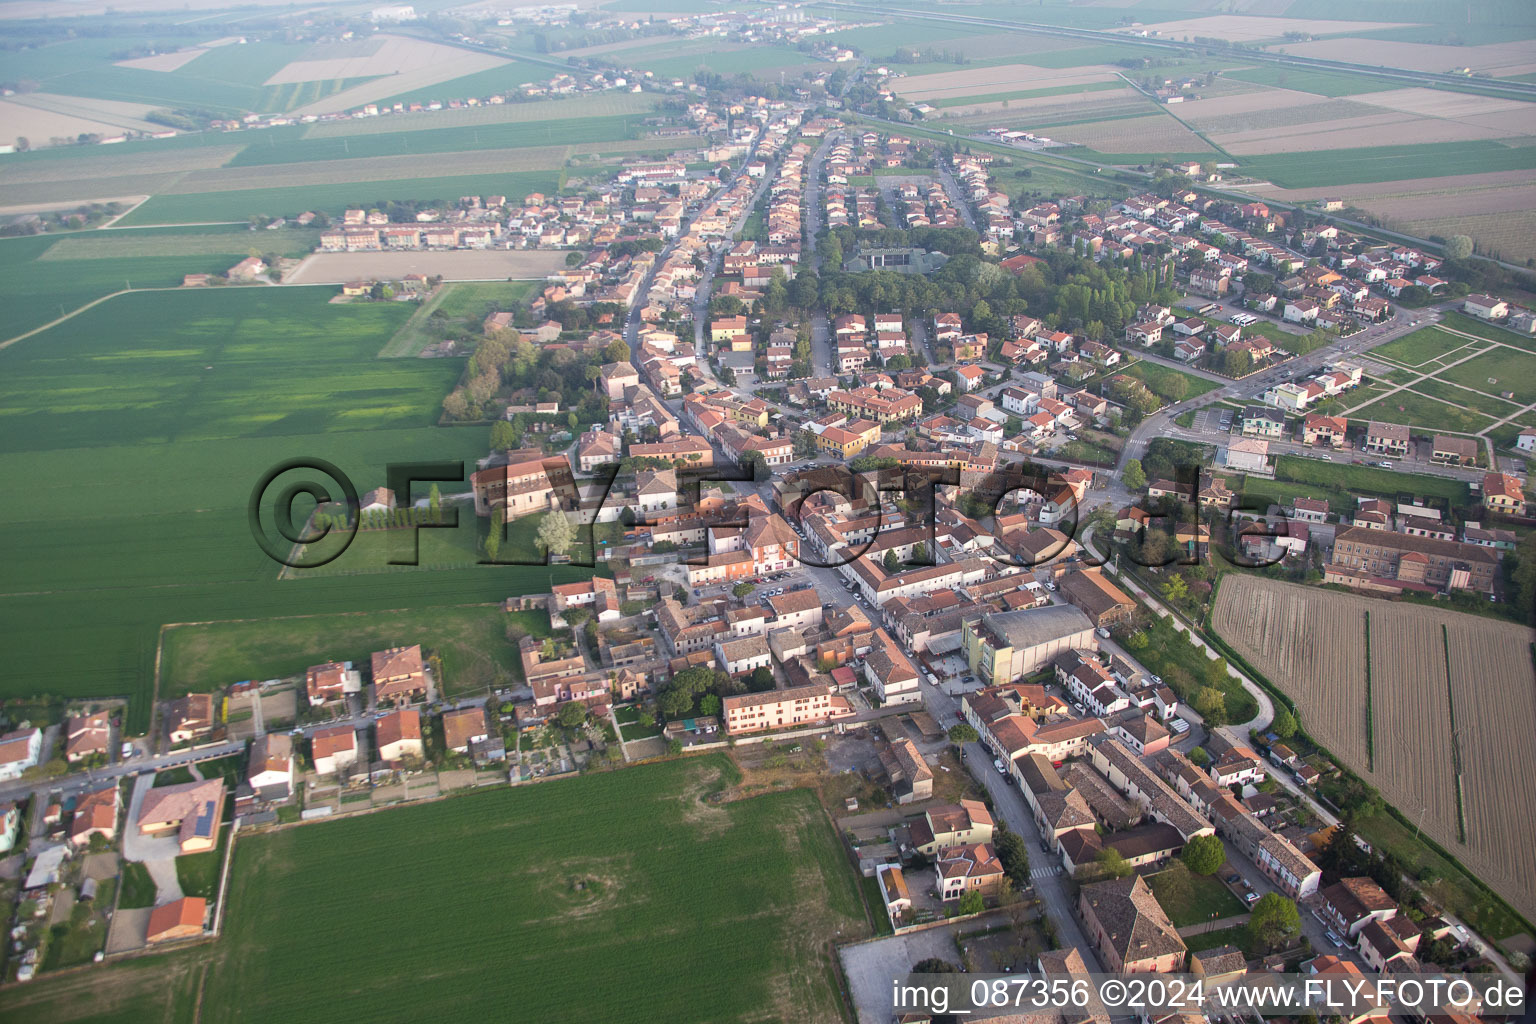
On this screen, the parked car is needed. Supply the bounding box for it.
[994,758,1007,774]
[1244,891,1260,904]
[1225,873,1242,885]
[1096,627,1110,639]
[1325,930,1344,949]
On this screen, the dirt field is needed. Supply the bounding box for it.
[895,63,1118,102]
[1268,38,1536,77]
[0,92,166,143]
[1212,576,1536,925]
[1049,113,1217,154]
[1214,110,1527,155]
[284,249,565,284]
[283,39,510,118]
[1247,167,1536,201]
[165,146,574,194]
[934,86,1141,120]
[1116,15,1417,43]
[1398,211,1536,264]
[1176,86,1338,124]
[0,144,239,184]
[304,93,657,137]
[114,47,208,72]
[1179,93,1381,134]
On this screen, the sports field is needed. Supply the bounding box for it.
[0,756,870,1024]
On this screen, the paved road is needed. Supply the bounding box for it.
[935,163,978,232]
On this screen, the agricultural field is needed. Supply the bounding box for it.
[1212,577,1536,928]
[227,114,644,166]
[1220,66,1404,97]
[0,285,592,729]
[893,63,1120,103]
[113,169,561,226]
[1265,36,1536,77]
[303,93,659,137]
[0,757,870,1024]
[1046,112,1219,157]
[1237,141,1536,189]
[159,603,540,698]
[285,250,565,285]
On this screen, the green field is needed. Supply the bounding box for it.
[930,80,1125,108]
[371,59,551,108]
[619,42,817,82]
[112,170,561,226]
[0,756,870,1024]
[1221,66,1403,97]
[0,286,593,729]
[1351,391,1496,434]
[228,114,642,167]
[160,603,543,699]
[1270,455,1473,505]
[1434,346,1536,404]
[1239,141,1536,189]
[304,93,659,137]
[1370,325,1468,366]
[1145,867,1246,927]
[1118,359,1224,401]
[1408,378,1522,420]
[1438,311,1536,351]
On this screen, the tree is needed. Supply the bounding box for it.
[958,889,986,916]
[884,549,901,573]
[1271,706,1298,739]
[483,520,502,562]
[1157,860,1196,908]
[749,666,774,691]
[1122,458,1147,491]
[1181,833,1226,875]
[537,509,573,556]
[947,722,979,747]
[490,420,516,449]
[1247,893,1301,951]
[1444,235,1474,261]
[1192,686,1227,725]
[1161,574,1189,604]
[913,958,958,974]
[1097,848,1132,879]
[732,581,756,599]
[557,701,589,729]
[992,825,1030,889]
[1189,746,1210,767]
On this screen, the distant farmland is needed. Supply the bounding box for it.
[1212,576,1536,930]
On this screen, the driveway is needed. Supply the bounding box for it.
[840,922,979,1024]
[121,773,182,863]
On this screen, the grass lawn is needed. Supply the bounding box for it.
[161,603,545,699]
[1350,392,1495,435]
[1408,378,1522,420]
[11,756,869,1024]
[1183,923,1251,954]
[153,766,195,788]
[1118,359,1223,402]
[614,704,663,740]
[1145,867,1246,927]
[1354,806,1527,942]
[1434,346,1536,404]
[1370,325,1467,366]
[1438,311,1536,352]
[1271,455,1472,505]
[176,825,229,902]
[117,862,157,910]
[1126,615,1258,726]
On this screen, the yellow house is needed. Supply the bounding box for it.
[730,334,753,352]
[710,315,748,344]
[342,281,369,296]
[815,419,881,458]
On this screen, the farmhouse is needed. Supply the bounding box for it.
[136,778,224,854]
[910,800,995,856]
[1078,875,1187,974]
[721,683,853,735]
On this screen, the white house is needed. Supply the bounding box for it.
[0,728,42,782]
[1463,294,1508,320]
[1224,438,1270,473]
